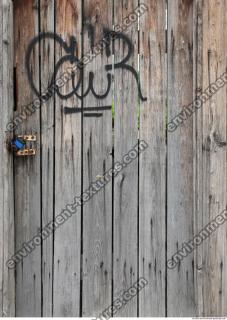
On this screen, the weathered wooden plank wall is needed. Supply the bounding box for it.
[14,0,41,316]
[139,0,166,316]
[113,0,139,316]
[1,0,227,317]
[167,0,195,316]
[0,0,14,317]
[82,0,112,316]
[40,0,55,315]
[53,0,82,316]
[194,0,227,316]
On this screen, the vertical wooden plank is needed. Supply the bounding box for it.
[0,0,15,316]
[139,0,166,316]
[113,0,138,316]
[193,0,203,315]
[194,0,227,316]
[14,0,41,316]
[53,0,81,316]
[0,1,3,313]
[82,0,113,316]
[40,0,55,316]
[167,0,196,316]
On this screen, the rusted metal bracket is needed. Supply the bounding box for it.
[10,134,37,156]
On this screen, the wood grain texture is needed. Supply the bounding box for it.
[40,0,55,316]
[139,0,166,316]
[194,0,227,316]
[6,1,227,316]
[193,0,203,316]
[82,0,113,316]
[167,0,196,316]
[0,1,3,313]
[53,0,81,316]
[113,0,139,316]
[0,0,15,316]
[14,0,41,316]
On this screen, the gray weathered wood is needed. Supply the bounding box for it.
[0,1,3,313]
[0,0,15,316]
[7,1,227,316]
[167,0,196,316]
[194,0,227,316]
[193,0,203,316]
[82,0,113,316]
[139,0,166,316]
[14,0,41,316]
[113,0,139,316]
[53,0,81,316]
[40,0,55,316]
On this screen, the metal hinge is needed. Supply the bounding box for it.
[10,134,37,156]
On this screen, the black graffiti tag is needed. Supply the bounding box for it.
[26,26,147,114]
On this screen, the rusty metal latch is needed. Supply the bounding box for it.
[10,135,37,156]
